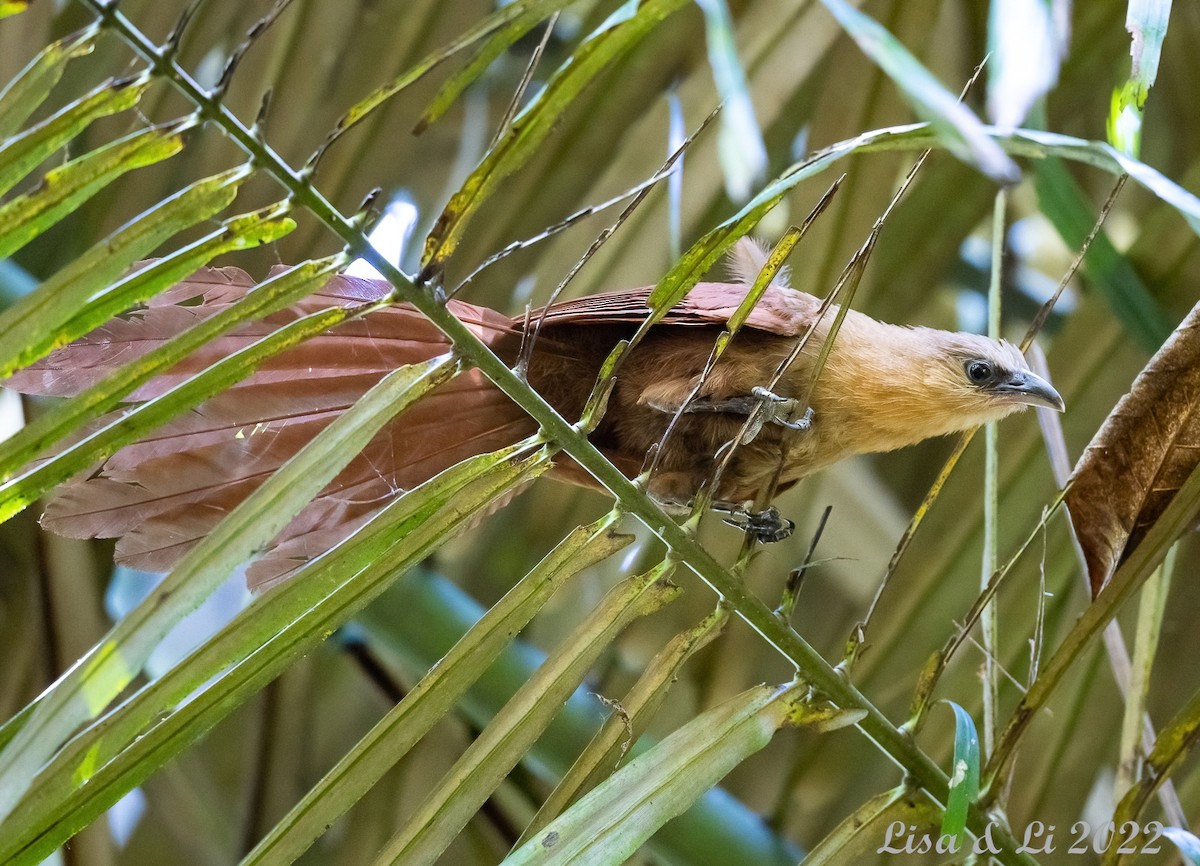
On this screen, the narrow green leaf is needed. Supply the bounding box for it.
[0,163,254,378]
[520,605,730,844]
[693,0,767,200]
[818,0,1020,184]
[416,3,560,132]
[1164,828,1200,864]
[325,0,576,150]
[422,0,688,271]
[939,701,980,843]
[506,681,811,866]
[0,25,98,138]
[242,511,627,866]
[372,560,681,866]
[0,354,458,823]
[1109,684,1200,853]
[801,786,946,865]
[360,574,803,866]
[0,206,295,378]
[0,256,348,480]
[0,122,189,261]
[0,445,551,866]
[0,73,150,198]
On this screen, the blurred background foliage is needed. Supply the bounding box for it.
[1,0,1199,864]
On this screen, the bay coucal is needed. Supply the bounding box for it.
[5,240,1064,587]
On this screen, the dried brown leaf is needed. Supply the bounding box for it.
[1066,301,1200,597]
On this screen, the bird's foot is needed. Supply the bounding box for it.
[742,387,813,443]
[715,503,796,544]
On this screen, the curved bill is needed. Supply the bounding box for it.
[993,369,1065,412]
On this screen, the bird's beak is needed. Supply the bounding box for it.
[993,369,1065,412]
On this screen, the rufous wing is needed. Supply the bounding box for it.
[6,265,533,589]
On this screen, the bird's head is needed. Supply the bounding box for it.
[813,320,1065,456]
[916,330,1065,423]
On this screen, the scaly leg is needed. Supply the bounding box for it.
[643,386,814,442]
[711,501,796,544]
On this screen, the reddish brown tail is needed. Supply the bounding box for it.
[5,265,534,588]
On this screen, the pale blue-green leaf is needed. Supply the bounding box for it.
[1164,827,1200,864]
[1126,0,1172,92]
[1109,0,1171,155]
[939,701,980,842]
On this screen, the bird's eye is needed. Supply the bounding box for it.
[966,360,993,384]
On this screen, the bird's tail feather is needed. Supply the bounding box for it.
[5,264,534,588]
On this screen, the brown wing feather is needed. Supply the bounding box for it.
[11,265,532,584]
[527,282,821,337]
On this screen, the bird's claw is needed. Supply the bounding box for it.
[742,387,813,443]
[720,505,795,544]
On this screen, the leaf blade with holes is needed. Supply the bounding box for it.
[0,74,150,197]
[0,124,189,261]
[0,164,254,378]
[0,25,98,138]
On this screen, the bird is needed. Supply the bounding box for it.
[5,239,1064,588]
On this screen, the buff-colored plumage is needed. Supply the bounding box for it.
[4,241,1062,586]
